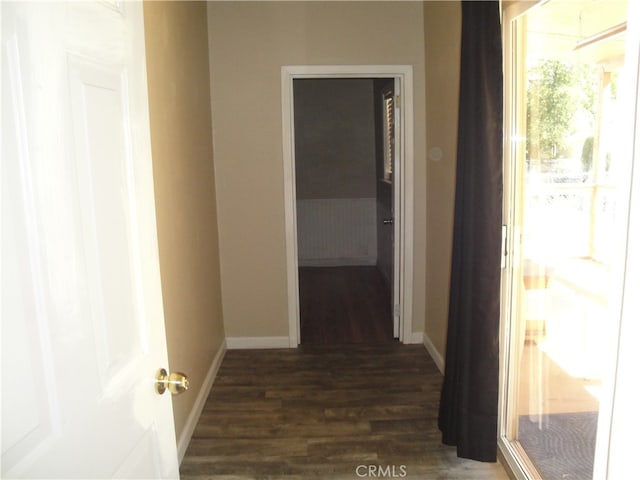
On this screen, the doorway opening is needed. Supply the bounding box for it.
[294,78,393,344]
[281,66,414,347]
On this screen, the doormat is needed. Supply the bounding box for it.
[518,411,598,480]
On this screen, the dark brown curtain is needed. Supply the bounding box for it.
[438,0,503,462]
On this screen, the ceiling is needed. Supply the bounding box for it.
[523,0,628,67]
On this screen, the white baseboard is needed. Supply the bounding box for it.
[177,339,227,463]
[298,257,377,267]
[423,332,445,374]
[226,336,291,349]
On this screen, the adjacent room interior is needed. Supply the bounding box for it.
[294,78,395,345]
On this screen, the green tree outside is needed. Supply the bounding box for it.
[526,59,598,172]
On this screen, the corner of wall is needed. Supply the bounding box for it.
[143,0,227,454]
[422,0,461,366]
[423,332,445,374]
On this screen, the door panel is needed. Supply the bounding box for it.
[1,92,58,470]
[67,57,145,387]
[1,2,179,478]
[375,78,397,336]
[392,77,401,339]
[500,1,637,478]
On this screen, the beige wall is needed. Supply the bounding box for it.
[207,1,427,338]
[143,1,225,440]
[423,2,461,356]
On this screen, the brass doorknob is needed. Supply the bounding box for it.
[155,368,189,395]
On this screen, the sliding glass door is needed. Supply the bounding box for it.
[500,1,638,478]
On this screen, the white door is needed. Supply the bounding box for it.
[380,78,402,339]
[2,2,180,478]
[392,77,401,339]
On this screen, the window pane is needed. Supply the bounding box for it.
[506,1,631,478]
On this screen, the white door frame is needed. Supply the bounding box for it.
[281,65,414,346]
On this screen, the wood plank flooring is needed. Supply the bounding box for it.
[299,266,393,344]
[180,344,509,480]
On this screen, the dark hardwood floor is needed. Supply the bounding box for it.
[180,344,509,480]
[299,266,393,345]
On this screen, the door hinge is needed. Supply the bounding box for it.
[394,304,400,317]
[395,95,401,107]
[501,224,508,269]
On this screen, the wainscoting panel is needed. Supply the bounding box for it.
[296,197,377,266]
